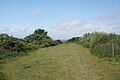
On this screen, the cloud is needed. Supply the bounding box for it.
[29,8,46,19]
[96,15,116,21]
[96,11,120,21]
[56,19,84,27]
[29,8,57,21]
[46,19,86,39]
[52,19,86,30]
[47,19,84,39]
[0,26,44,38]
[0,19,120,40]
[47,19,120,39]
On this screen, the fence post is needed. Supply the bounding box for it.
[112,43,115,60]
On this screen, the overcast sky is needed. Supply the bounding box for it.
[0,0,120,39]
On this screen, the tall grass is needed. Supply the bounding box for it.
[0,60,7,80]
[68,32,120,61]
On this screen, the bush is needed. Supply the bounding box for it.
[0,61,7,80]
[69,32,120,60]
[0,71,7,80]
[67,37,81,43]
[0,28,63,80]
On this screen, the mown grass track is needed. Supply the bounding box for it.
[3,43,120,80]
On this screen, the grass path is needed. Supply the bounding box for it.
[3,43,120,80]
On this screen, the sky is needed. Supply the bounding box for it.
[0,0,120,40]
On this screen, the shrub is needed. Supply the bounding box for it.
[68,32,120,60]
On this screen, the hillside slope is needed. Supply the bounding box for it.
[3,43,120,80]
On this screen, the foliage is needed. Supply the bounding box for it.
[67,37,81,42]
[24,29,51,44]
[68,32,120,60]
[0,40,34,59]
[24,29,62,47]
[89,33,120,59]
[0,28,62,80]
[55,39,63,44]
[0,70,7,80]
[0,33,17,43]
[0,60,7,80]
[0,29,62,59]
[3,43,120,80]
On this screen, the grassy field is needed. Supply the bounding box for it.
[3,43,120,80]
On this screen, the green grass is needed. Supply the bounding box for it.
[0,60,7,80]
[3,43,120,80]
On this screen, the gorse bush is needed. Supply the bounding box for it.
[0,41,30,59]
[0,29,62,59]
[68,32,120,60]
[0,28,62,80]
[24,29,51,44]
[24,29,62,48]
[90,43,120,58]
[88,32,120,59]
[0,72,7,80]
[67,37,81,43]
[0,60,7,80]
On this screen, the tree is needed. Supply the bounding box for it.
[24,29,52,45]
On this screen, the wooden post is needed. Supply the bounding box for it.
[112,43,115,60]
